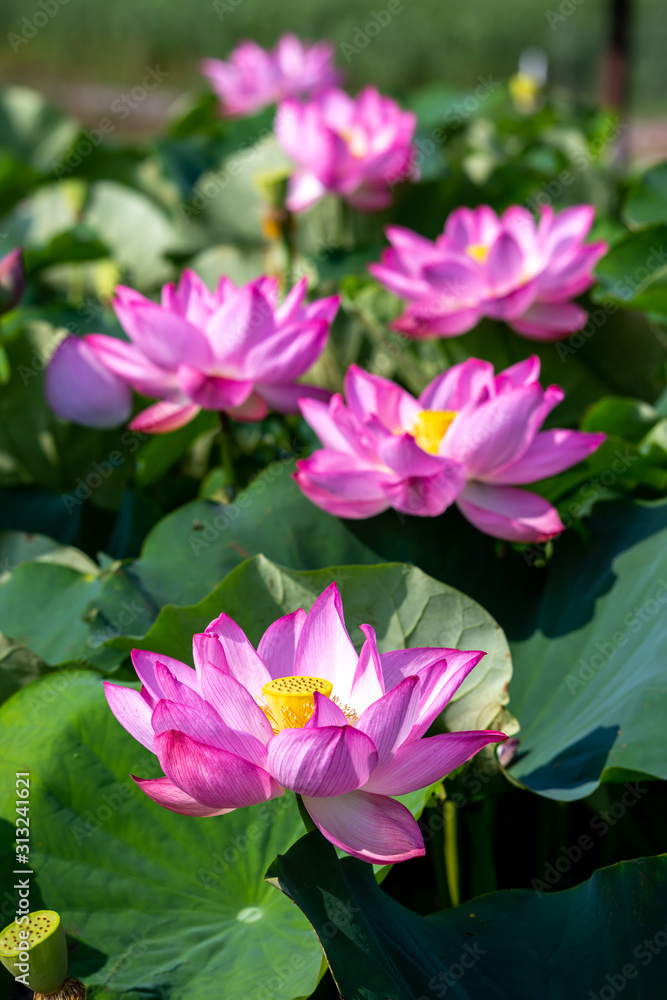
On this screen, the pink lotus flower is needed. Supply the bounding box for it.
[201,35,341,117]
[104,583,504,863]
[275,87,417,212]
[45,335,132,429]
[369,205,608,341]
[294,358,605,542]
[50,271,338,433]
[0,247,24,315]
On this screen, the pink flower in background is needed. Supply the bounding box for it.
[275,87,417,212]
[0,247,25,315]
[201,35,341,117]
[46,270,338,433]
[369,204,608,340]
[104,583,504,864]
[295,357,605,542]
[46,335,132,429]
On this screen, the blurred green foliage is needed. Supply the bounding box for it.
[0,0,666,115]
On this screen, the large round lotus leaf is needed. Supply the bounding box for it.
[507,499,667,799]
[0,672,322,1000]
[268,829,667,1000]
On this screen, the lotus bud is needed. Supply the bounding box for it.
[0,248,25,316]
[255,166,294,249]
[254,166,291,211]
[45,335,132,429]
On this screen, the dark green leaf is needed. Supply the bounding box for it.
[581,396,660,442]
[130,463,377,609]
[594,225,667,303]
[266,829,667,1000]
[507,499,667,798]
[0,635,45,706]
[83,181,178,289]
[624,162,667,228]
[0,86,79,173]
[0,561,127,671]
[23,227,109,274]
[134,410,218,488]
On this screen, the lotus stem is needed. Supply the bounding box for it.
[443,799,460,908]
[295,794,317,834]
[218,411,237,499]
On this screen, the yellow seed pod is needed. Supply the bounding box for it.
[0,910,68,995]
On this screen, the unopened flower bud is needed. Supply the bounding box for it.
[0,247,25,315]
